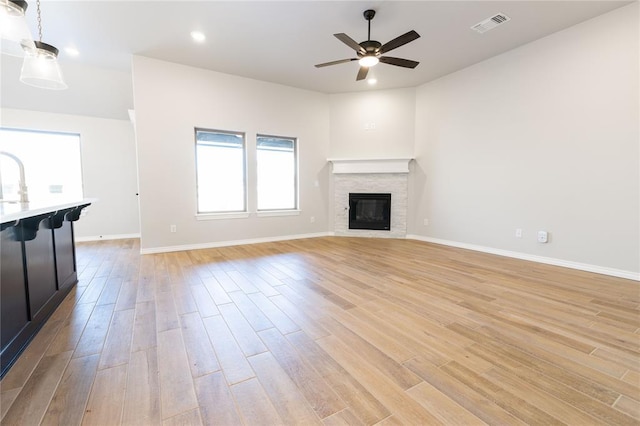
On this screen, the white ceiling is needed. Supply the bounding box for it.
[1,1,632,120]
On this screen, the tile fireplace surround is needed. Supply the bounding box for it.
[329,159,412,238]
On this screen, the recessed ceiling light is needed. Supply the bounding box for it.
[367,77,377,86]
[190,31,206,43]
[65,47,79,56]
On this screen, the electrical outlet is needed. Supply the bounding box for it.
[310,216,315,223]
[537,230,548,243]
[170,225,176,233]
[423,218,429,226]
[515,228,522,238]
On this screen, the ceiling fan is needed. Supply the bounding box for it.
[315,9,420,81]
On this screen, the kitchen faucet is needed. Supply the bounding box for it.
[0,151,29,203]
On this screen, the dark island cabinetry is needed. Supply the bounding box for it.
[0,201,91,377]
[0,222,29,355]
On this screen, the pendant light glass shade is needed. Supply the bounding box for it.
[0,0,35,56]
[20,40,67,89]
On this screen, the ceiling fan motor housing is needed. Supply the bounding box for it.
[358,40,381,57]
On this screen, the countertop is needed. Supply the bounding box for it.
[0,198,97,224]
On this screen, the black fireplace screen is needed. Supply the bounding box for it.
[348,193,391,231]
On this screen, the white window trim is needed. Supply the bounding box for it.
[256,209,301,218]
[256,134,299,211]
[196,212,250,221]
[195,128,248,215]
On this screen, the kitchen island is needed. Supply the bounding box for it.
[1,199,93,377]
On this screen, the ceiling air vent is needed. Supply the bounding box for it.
[471,13,511,34]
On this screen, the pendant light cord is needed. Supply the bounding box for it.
[36,0,42,42]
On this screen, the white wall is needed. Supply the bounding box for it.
[0,108,140,239]
[329,88,416,159]
[327,88,416,231]
[411,3,639,275]
[1,55,133,121]
[131,56,330,252]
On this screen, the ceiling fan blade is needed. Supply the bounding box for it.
[379,56,420,69]
[378,30,420,54]
[315,58,357,68]
[334,33,366,54]
[356,66,369,81]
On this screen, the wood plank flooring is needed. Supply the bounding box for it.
[1,236,639,425]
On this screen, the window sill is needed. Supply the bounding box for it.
[196,212,250,221]
[256,209,301,218]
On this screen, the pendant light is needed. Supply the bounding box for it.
[0,0,35,56]
[19,0,66,90]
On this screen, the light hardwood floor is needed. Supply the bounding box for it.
[1,237,638,425]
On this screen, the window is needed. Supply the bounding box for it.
[195,129,246,213]
[0,128,83,204]
[257,135,297,211]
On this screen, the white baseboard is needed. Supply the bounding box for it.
[139,232,333,255]
[75,233,141,242]
[79,231,638,281]
[406,234,640,281]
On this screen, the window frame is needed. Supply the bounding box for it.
[255,133,299,212]
[194,128,247,215]
[0,126,84,203]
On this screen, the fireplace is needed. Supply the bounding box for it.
[349,193,391,231]
[330,158,411,238]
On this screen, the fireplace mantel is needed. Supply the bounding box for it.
[328,158,413,174]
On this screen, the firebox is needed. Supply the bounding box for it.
[348,193,391,231]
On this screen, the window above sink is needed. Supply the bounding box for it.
[0,128,83,205]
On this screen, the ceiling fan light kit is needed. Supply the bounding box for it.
[358,55,378,67]
[315,9,420,82]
